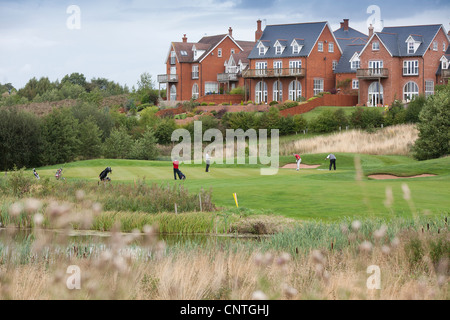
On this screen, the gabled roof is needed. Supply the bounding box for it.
[248,21,342,59]
[333,26,368,48]
[334,44,365,74]
[361,24,443,57]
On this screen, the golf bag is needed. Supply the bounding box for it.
[33,169,40,180]
[55,168,63,180]
[179,170,186,180]
[99,167,112,181]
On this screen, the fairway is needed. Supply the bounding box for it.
[31,155,450,221]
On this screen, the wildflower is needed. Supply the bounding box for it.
[75,190,85,201]
[276,252,291,266]
[374,225,388,240]
[311,250,325,265]
[381,245,391,255]
[351,220,362,232]
[282,284,298,298]
[9,202,23,217]
[359,241,373,253]
[254,253,264,266]
[390,237,400,248]
[252,290,267,300]
[24,198,42,213]
[33,213,44,226]
[92,202,102,214]
[340,224,348,234]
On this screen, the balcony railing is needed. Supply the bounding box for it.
[217,73,239,82]
[356,68,389,79]
[157,74,178,83]
[242,68,306,79]
[442,69,450,79]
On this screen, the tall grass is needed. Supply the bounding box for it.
[281,124,419,156]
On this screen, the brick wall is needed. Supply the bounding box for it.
[280,94,358,116]
[195,94,244,105]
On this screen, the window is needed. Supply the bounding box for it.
[403,81,419,102]
[170,85,177,101]
[351,60,360,70]
[368,82,383,106]
[444,42,447,52]
[274,61,283,76]
[289,60,302,75]
[372,41,380,51]
[369,60,383,76]
[218,48,222,57]
[288,80,302,101]
[170,51,176,64]
[255,61,267,76]
[408,41,415,54]
[192,65,199,79]
[258,44,267,56]
[205,82,218,95]
[352,80,359,90]
[169,66,177,81]
[403,60,419,76]
[313,79,324,95]
[231,49,235,54]
[273,81,283,102]
[332,60,338,71]
[255,81,268,104]
[292,44,300,54]
[192,84,199,99]
[433,41,438,51]
[318,42,323,52]
[329,42,334,53]
[443,60,449,70]
[275,45,282,55]
[425,81,434,97]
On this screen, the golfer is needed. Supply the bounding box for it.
[293,153,302,171]
[326,154,337,171]
[173,159,182,180]
[205,152,211,172]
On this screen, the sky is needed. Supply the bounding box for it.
[1,0,449,90]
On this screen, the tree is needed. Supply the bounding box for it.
[412,89,450,160]
[61,72,87,89]
[78,116,103,159]
[405,95,427,124]
[154,118,177,145]
[104,127,133,159]
[130,127,159,160]
[0,108,43,170]
[41,108,80,165]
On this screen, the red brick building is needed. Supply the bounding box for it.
[157,28,255,102]
[357,24,449,106]
[243,20,343,103]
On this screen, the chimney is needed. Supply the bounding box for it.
[255,19,263,41]
[228,27,233,38]
[368,24,374,38]
[343,19,349,31]
[182,34,187,43]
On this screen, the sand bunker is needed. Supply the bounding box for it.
[281,163,321,169]
[368,174,436,180]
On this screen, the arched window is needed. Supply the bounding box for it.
[288,80,302,101]
[403,81,419,102]
[273,81,283,102]
[192,84,199,99]
[255,81,268,104]
[170,85,177,101]
[368,82,383,106]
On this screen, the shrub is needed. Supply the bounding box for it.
[201,102,208,106]
[269,101,279,106]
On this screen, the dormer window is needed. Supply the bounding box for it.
[443,60,449,70]
[275,45,282,55]
[291,39,304,55]
[349,52,360,70]
[257,41,269,56]
[408,41,415,54]
[372,41,380,51]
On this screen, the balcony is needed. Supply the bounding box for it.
[242,68,306,79]
[442,69,450,79]
[356,68,389,79]
[157,74,178,83]
[217,73,239,82]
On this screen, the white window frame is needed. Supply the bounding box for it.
[352,79,359,90]
[351,60,360,70]
[288,80,302,101]
[433,41,438,51]
[205,82,218,95]
[443,60,449,70]
[318,41,323,52]
[192,83,199,99]
[403,60,419,76]
[275,45,282,55]
[403,81,419,102]
[292,44,300,54]
[170,51,176,64]
[313,79,324,96]
[273,81,283,102]
[274,61,283,76]
[372,41,380,51]
[408,41,415,54]
[289,60,302,75]
[444,42,447,52]
[425,81,434,97]
[218,48,222,57]
[332,60,338,71]
[255,61,268,76]
[231,49,235,54]
[170,85,177,101]
[192,65,199,79]
[255,81,268,104]
[329,42,334,53]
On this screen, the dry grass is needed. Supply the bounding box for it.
[281,124,419,156]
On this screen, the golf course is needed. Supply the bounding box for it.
[29,153,450,221]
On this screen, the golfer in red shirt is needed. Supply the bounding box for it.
[173,159,182,180]
[293,154,302,171]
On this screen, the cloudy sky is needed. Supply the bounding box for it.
[1,0,449,90]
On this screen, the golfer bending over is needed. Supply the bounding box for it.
[326,154,336,171]
[293,153,302,171]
